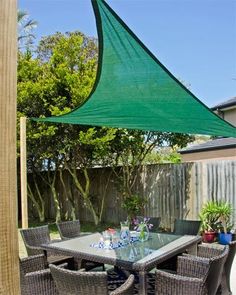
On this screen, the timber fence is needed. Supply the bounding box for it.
[26,160,236,229]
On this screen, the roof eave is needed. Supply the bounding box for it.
[179,144,236,154]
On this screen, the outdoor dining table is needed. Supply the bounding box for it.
[42,232,202,295]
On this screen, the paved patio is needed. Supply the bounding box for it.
[231,258,236,294]
[19,232,236,293]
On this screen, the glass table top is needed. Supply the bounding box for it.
[46,232,184,263]
[104,233,181,262]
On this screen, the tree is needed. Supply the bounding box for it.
[17,31,194,225]
[17,32,112,224]
[109,130,193,196]
[17,10,37,49]
[106,130,194,219]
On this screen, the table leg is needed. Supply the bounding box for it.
[138,270,147,295]
[187,243,198,255]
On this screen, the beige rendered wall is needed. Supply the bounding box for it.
[181,148,236,162]
[224,108,236,126]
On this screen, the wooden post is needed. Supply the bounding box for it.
[21,117,28,228]
[0,0,20,294]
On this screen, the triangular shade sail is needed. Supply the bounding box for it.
[34,0,236,138]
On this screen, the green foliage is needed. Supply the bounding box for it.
[17,32,98,164]
[217,202,233,233]
[17,32,99,222]
[18,10,37,50]
[109,130,193,200]
[121,194,147,221]
[17,30,194,224]
[199,201,221,232]
[144,148,181,164]
[199,201,234,233]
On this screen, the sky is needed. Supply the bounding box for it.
[18,0,236,108]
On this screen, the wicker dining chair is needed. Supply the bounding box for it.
[56,220,81,240]
[197,242,236,294]
[173,219,201,235]
[20,225,74,267]
[56,219,105,271]
[155,244,229,295]
[20,254,59,295]
[49,264,135,295]
[156,219,201,271]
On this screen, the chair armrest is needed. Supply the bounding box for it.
[25,268,57,295]
[110,274,134,295]
[25,268,51,279]
[177,255,210,280]
[20,254,47,273]
[155,270,207,295]
[25,244,44,256]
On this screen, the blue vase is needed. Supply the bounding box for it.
[219,233,232,245]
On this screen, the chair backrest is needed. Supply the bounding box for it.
[20,225,51,256]
[206,245,229,295]
[197,244,223,258]
[50,264,108,295]
[56,220,80,239]
[173,219,201,235]
[136,216,161,232]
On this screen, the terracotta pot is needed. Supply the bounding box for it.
[203,231,216,243]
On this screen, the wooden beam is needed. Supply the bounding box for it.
[0,0,20,293]
[21,117,28,228]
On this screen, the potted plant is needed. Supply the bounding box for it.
[199,201,220,243]
[217,202,234,245]
[121,194,147,223]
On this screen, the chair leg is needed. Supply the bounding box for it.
[220,270,231,295]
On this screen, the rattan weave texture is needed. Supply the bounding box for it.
[155,244,228,295]
[20,254,58,295]
[50,264,134,295]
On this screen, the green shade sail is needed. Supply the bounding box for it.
[35,0,236,138]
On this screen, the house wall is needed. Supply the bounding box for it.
[181,148,236,162]
[224,108,236,126]
[180,106,236,163]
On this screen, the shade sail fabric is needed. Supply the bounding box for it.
[34,0,236,138]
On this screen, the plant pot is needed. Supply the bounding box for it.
[219,233,232,245]
[203,231,216,243]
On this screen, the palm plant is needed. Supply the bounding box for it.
[18,10,37,49]
[217,202,233,233]
[199,201,220,232]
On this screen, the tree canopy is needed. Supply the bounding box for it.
[17,30,194,223]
